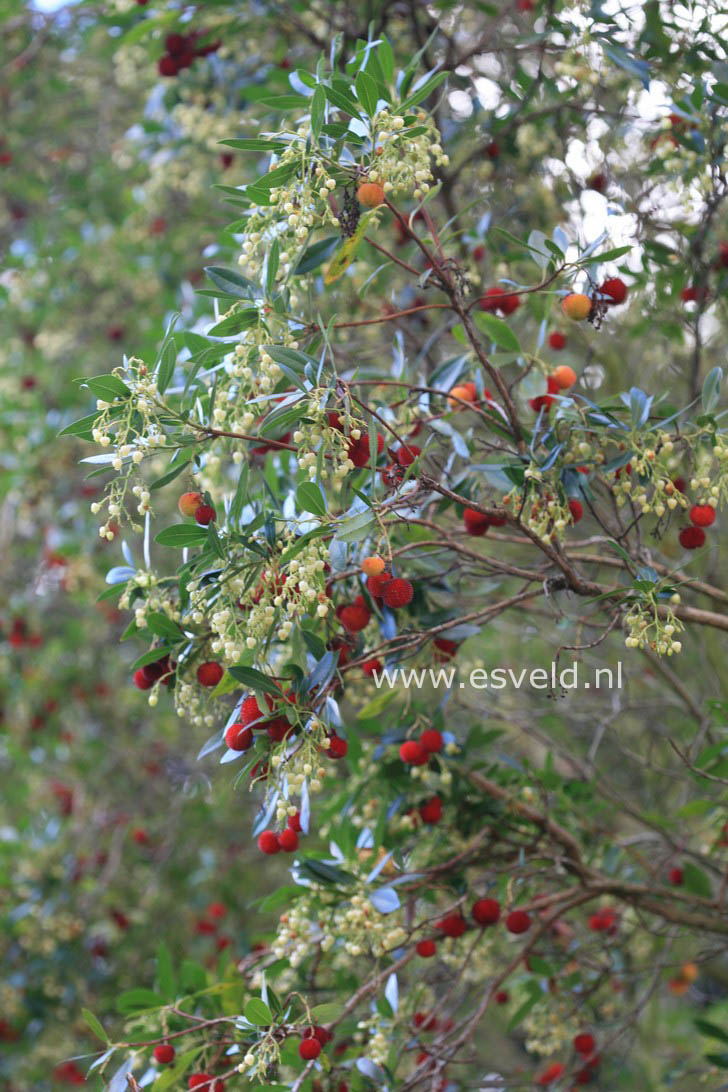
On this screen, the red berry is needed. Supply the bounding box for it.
[600,277,628,304]
[463,507,489,535]
[158,55,179,76]
[668,866,683,886]
[419,796,442,824]
[154,1044,176,1064]
[433,637,459,660]
[437,912,467,938]
[287,811,302,831]
[133,669,155,690]
[484,141,500,159]
[361,658,383,676]
[339,602,371,632]
[238,695,264,728]
[479,286,520,314]
[416,938,436,957]
[225,723,253,751]
[689,504,716,527]
[568,498,584,523]
[298,1037,322,1060]
[194,504,216,526]
[367,571,392,598]
[573,1033,596,1056]
[257,830,280,855]
[548,331,567,350]
[197,661,223,688]
[472,897,500,926]
[679,526,706,550]
[382,578,414,608]
[207,901,227,919]
[278,828,299,852]
[328,734,348,758]
[536,1062,565,1086]
[400,740,427,766]
[587,906,618,933]
[304,1025,332,1046]
[189,1077,225,1092]
[495,990,509,1004]
[396,444,421,466]
[348,433,384,467]
[505,909,531,934]
[419,729,443,754]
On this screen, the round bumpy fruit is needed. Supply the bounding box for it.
[400,740,427,766]
[548,331,567,350]
[382,577,414,608]
[472,897,500,926]
[197,661,223,688]
[419,796,442,823]
[278,828,299,852]
[298,1037,322,1060]
[464,507,490,536]
[679,526,706,549]
[178,491,203,517]
[154,1044,176,1064]
[600,276,628,304]
[357,181,385,207]
[573,1033,596,1056]
[437,912,467,938]
[689,504,716,527]
[568,499,584,523]
[447,383,477,410]
[561,293,592,321]
[224,723,253,752]
[505,909,531,934]
[257,830,280,855]
[189,1078,225,1092]
[362,555,386,577]
[420,729,443,754]
[328,734,348,758]
[194,504,216,526]
[551,365,577,389]
[416,938,436,957]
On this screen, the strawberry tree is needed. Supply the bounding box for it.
[5,0,728,1088]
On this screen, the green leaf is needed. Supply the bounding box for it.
[244,997,273,1026]
[702,366,722,414]
[149,456,193,491]
[208,308,259,337]
[293,236,340,275]
[82,1008,109,1043]
[59,410,103,439]
[399,70,447,111]
[587,244,633,263]
[324,84,362,119]
[155,525,210,548]
[310,1002,343,1023]
[151,1049,198,1091]
[355,69,379,117]
[205,266,260,299]
[682,862,712,898]
[145,612,184,641]
[335,507,375,543]
[131,647,173,672]
[265,239,280,297]
[311,84,326,141]
[227,664,283,699]
[116,988,164,1015]
[474,311,521,352]
[298,858,356,886]
[696,1019,728,1045]
[296,481,327,517]
[218,138,287,152]
[255,94,310,110]
[84,374,131,402]
[252,160,300,190]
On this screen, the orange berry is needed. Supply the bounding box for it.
[561,293,592,321]
[551,365,577,389]
[357,182,385,208]
[178,491,203,517]
[362,556,386,577]
[447,383,476,410]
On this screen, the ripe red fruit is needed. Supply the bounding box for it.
[588,906,618,933]
[154,1044,176,1064]
[287,811,302,831]
[472,244,487,260]
[472,897,500,926]
[494,990,509,1004]
[437,912,467,938]
[479,286,521,315]
[536,1062,565,1085]
[361,658,383,676]
[573,1032,596,1056]
[367,571,392,598]
[298,1036,322,1060]
[505,909,531,934]
[463,507,490,535]
[420,729,443,754]
[339,601,371,633]
[382,577,414,608]
[278,828,299,852]
[690,504,716,527]
[304,1025,332,1046]
[400,740,427,766]
[158,55,179,77]
[197,661,223,688]
[433,637,459,660]
[189,1077,225,1091]
[257,830,281,855]
[419,796,442,824]
[679,526,706,549]
[548,331,566,350]
[194,504,216,526]
[348,433,384,467]
[225,723,253,751]
[238,695,264,728]
[328,734,348,759]
[484,141,500,159]
[133,668,155,691]
[600,277,628,304]
[416,938,436,957]
[587,171,607,193]
[568,498,584,523]
[207,901,227,918]
[396,444,421,466]
[668,866,684,886]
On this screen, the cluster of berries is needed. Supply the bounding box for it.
[678,500,716,550]
[158,31,221,77]
[414,898,531,959]
[179,491,217,526]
